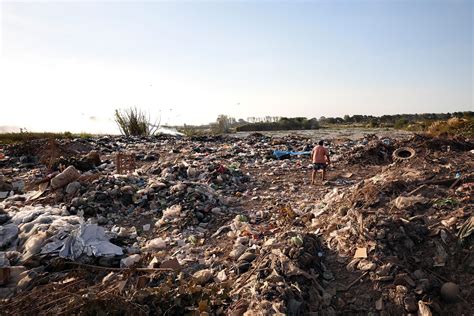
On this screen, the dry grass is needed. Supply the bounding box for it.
[0,132,93,145]
[427,118,473,138]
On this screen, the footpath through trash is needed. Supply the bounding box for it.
[0,132,472,315]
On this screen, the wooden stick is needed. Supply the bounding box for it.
[64,261,173,272]
[449,177,462,190]
[345,271,369,291]
[423,267,449,283]
[408,184,426,196]
[421,178,457,186]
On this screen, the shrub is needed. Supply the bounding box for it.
[179,125,207,137]
[427,118,473,137]
[114,107,159,136]
[212,115,234,134]
[394,118,409,129]
[447,117,466,128]
[368,119,379,128]
[79,132,93,139]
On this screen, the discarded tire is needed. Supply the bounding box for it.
[392,147,416,162]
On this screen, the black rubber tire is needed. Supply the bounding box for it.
[392,147,416,162]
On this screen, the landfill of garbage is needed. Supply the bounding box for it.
[0,132,472,315]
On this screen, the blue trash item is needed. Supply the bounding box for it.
[273,150,311,160]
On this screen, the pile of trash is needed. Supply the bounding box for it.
[228,232,331,315]
[0,131,473,314]
[346,138,394,165]
[309,152,473,313]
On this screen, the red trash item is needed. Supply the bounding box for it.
[217,165,227,174]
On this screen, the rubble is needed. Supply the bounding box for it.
[0,132,472,314]
[50,165,80,189]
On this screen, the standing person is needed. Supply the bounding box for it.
[311,140,330,184]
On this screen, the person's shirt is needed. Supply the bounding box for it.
[312,145,329,163]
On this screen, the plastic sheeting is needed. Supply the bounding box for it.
[1,205,122,260]
[42,224,123,260]
[0,224,18,248]
[272,150,311,160]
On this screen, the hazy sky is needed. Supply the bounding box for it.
[0,0,472,133]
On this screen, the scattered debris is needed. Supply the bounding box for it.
[116,152,136,174]
[0,132,472,314]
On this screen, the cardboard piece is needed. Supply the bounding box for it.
[354,247,367,259]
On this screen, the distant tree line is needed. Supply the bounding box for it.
[175,111,474,137]
[246,116,281,123]
[196,111,473,134]
[236,117,319,131]
[231,111,473,132]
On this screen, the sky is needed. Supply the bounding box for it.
[0,0,472,133]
